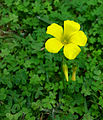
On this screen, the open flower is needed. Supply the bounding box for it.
[45,20,87,59]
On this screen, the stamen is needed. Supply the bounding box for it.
[61,35,69,44]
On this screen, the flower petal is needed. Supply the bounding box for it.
[70,31,87,46]
[45,38,63,53]
[46,23,63,41]
[64,20,80,39]
[63,43,81,59]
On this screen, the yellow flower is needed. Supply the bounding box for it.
[45,20,87,60]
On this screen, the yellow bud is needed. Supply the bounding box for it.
[71,66,77,81]
[71,71,76,81]
[62,63,69,82]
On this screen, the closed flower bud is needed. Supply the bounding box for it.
[71,66,77,81]
[62,63,69,82]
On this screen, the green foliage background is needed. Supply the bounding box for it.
[0,0,103,119]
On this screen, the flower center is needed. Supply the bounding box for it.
[61,35,69,45]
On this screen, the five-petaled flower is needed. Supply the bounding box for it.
[45,20,87,60]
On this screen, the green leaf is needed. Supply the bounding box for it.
[30,74,40,85]
[0,88,6,100]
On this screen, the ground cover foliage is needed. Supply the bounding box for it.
[0,0,103,119]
